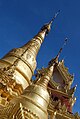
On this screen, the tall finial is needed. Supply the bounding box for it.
[56,37,68,60]
[49,10,60,25]
[48,37,68,66]
[41,10,60,35]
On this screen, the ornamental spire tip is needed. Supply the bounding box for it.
[49,10,60,25]
[41,10,60,35]
[48,37,68,66]
[56,37,68,60]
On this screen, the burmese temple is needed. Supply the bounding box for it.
[0,11,80,119]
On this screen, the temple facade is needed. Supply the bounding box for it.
[0,12,80,119]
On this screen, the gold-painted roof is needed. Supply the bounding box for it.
[48,58,77,115]
[57,60,73,84]
[48,107,80,119]
[49,59,74,91]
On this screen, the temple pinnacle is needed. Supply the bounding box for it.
[56,37,68,60]
[0,11,60,106]
[49,10,60,24]
[41,10,60,35]
[48,37,68,65]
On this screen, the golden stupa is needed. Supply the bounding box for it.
[0,11,80,119]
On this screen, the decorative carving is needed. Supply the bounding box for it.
[68,85,77,97]
[26,54,31,59]
[74,112,80,119]
[23,107,39,119]
[57,60,74,89]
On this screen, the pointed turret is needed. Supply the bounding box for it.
[48,37,68,65]
[0,11,60,106]
[0,12,59,88]
[0,58,55,119]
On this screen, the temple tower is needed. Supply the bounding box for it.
[0,11,60,106]
[47,43,79,119]
[0,11,79,119]
[0,58,55,119]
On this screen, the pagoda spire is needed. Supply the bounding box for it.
[1,57,55,119]
[40,10,60,35]
[48,10,60,29]
[55,37,68,60]
[21,10,60,56]
[0,11,60,99]
[48,37,68,65]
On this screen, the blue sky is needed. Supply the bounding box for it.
[0,0,80,114]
